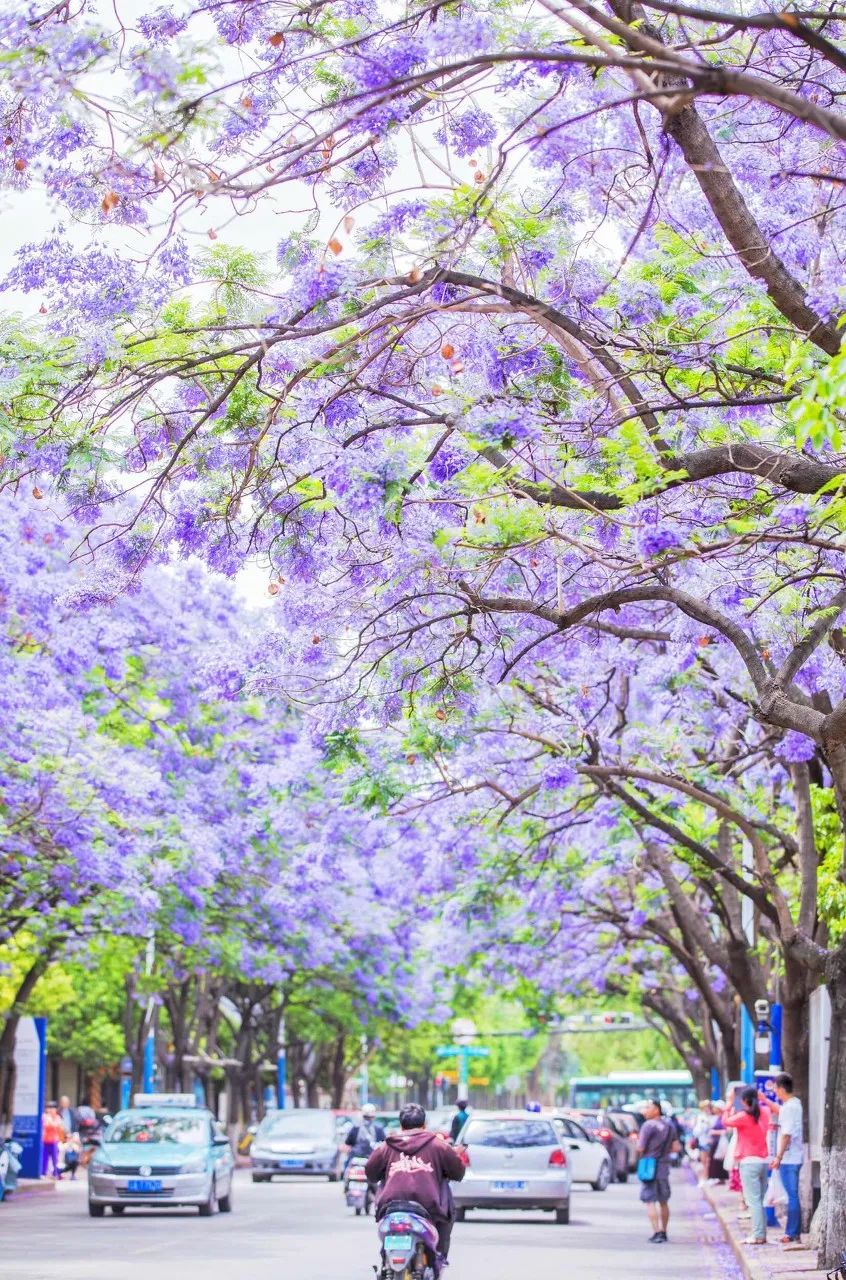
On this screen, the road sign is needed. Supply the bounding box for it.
[469,1076,489,1086]
[439,1069,459,1083]
[436,1045,490,1058]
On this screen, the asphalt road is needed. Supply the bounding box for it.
[5,1169,741,1280]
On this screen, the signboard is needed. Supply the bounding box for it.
[809,986,831,1163]
[12,1016,46,1179]
[468,1076,489,1086]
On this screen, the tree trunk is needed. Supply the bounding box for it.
[781,959,812,1106]
[818,941,846,1269]
[330,1035,347,1109]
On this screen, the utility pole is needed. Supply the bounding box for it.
[142,934,156,1093]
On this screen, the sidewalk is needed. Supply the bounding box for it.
[9,1176,58,1199]
[700,1178,827,1280]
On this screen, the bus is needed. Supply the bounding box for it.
[567,1070,696,1111]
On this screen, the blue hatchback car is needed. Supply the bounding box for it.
[88,1094,234,1217]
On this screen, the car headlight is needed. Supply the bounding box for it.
[89,1157,113,1174]
[251,1147,267,1159]
[179,1156,208,1175]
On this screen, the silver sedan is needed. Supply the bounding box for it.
[452,1112,572,1223]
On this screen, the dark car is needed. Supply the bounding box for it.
[607,1108,642,1172]
[566,1109,629,1182]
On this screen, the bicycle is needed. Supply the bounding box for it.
[827,1251,846,1280]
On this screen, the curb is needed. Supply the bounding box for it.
[701,1181,757,1280]
[8,1177,58,1199]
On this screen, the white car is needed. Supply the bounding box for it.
[552,1114,612,1190]
[453,1112,572,1223]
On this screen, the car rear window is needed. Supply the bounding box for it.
[463,1120,557,1148]
[574,1114,601,1134]
[260,1113,333,1141]
[610,1113,638,1134]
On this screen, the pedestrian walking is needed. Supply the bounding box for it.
[770,1072,803,1245]
[41,1102,65,1178]
[449,1099,470,1142]
[725,1086,772,1245]
[707,1102,729,1183]
[692,1099,713,1176]
[637,1098,678,1244]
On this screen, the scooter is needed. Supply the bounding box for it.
[377,1199,442,1280]
[0,1138,23,1201]
[345,1157,373,1216]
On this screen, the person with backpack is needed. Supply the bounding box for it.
[637,1098,679,1244]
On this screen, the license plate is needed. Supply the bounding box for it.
[279,1159,302,1168]
[127,1178,162,1193]
[385,1235,413,1250]
[492,1180,526,1191]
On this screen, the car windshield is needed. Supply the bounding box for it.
[106,1115,208,1146]
[260,1114,332,1141]
[463,1120,556,1148]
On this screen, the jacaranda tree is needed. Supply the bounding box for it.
[2,0,846,1256]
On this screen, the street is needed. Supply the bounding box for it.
[5,1170,741,1280]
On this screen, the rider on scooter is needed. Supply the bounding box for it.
[346,1104,386,1160]
[343,1103,386,1193]
[365,1103,466,1262]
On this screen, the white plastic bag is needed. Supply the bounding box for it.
[723,1129,737,1172]
[765,1166,787,1209]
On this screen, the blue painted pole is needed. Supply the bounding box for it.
[710,1066,721,1102]
[276,1018,286,1109]
[740,1006,755,1084]
[142,1032,155,1093]
[769,1003,783,1071]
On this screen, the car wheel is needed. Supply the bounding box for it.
[251,1173,270,1183]
[198,1182,218,1216]
[592,1161,611,1191]
[555,1202,571,1225]
[454,1207,466,1222]
[328,1172,339,1183]
[88,1201,106,1218]
[111,1205,126,1215]
[218,1180,233,1213]
[616,1167,628,1183]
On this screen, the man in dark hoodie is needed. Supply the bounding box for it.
[365,1102,466,1260]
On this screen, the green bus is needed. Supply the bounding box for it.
[567,1070,696,1111]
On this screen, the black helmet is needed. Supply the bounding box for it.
[399,1103,426,1130]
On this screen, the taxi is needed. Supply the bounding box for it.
[87,1093,234,1217]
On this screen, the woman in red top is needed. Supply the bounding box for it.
[41,1102,65,1178]
[725,1087,771,1244]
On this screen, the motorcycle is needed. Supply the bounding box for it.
[377,1199,442,1280]
[344,1156,373,1216]
[0,1137,23,1202]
